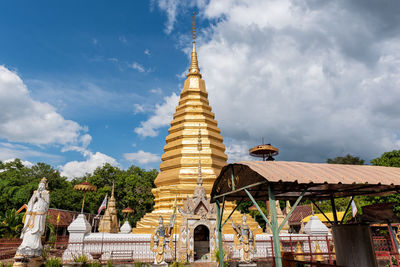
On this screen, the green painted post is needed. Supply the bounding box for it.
[268,184,282,267]
[216,200,224,267]
[244,189,272,229]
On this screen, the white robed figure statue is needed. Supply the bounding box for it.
[15,177,50,258]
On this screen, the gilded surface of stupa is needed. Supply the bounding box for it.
[133,14,260,234]
[98,183,119,233]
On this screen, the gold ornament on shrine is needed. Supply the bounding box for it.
[74,180,97,213]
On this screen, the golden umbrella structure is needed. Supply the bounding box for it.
[74,180,97,213]
[249,138,279,161]
[122,206,134,222]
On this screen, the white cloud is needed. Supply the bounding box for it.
[155,0,207,34]
[108,58,118,63]
[119,35,128,44]
[133,103,146,114]
[60,151,118,179]
[129,62,146,73]
[150,88,162,94]
[0,142,62,162]
[92,38,98,45]
[156,0,400,162]
[4,158,34,167]
[123,150,159,165]
[0,66,88,146]
[157,0,180,34]
[144,49,151,56]
[224,139,252,163]
[134,93,179,137]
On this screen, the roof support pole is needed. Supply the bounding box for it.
[310,199,333,225]
[330,195,338,224]
[244,189,272,228]
[222,197,244,228]
[268,184,282,267]
[230,165,236,190]
[278,188,307,232]
[216,199,224,267]
[340,195,354,224]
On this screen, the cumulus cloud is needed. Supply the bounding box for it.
[0,142,62,162]
[0,66,118,176]
[135,93,179,137]
[129,62,146,73]
[4,158,34,167]
[123,150,160,165]
[156,0,400,162]
[60,151,118,178]
[0,66,87,146]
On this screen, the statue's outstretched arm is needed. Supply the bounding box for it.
[170,213,176,227]
[230,217,235,228]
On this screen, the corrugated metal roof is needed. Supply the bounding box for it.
[286,205,313,225]
[211,161,400,201]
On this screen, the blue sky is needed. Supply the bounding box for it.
[0,1,200,175]
[1,1,400,178]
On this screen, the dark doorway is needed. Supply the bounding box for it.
[194,225,210,261]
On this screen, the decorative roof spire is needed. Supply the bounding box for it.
[187,12,202,78]
[197,126,203,186]
[111,180,115,198]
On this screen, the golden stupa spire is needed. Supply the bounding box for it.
[197,127,203,186]
[132,12,260,234]
[111,180,115,198]
[187,12,201,78]
[98,181,119,233]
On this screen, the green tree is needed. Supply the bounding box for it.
[326,154,365,165]
[368,150,400,214]
[0,208,24,238]
[0,159,158,233]
[78,163,158,227]
[0,159,81,215]
[314,154,369,218]
[371,150,400,167]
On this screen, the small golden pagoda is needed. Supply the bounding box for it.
[98,183,119,233]
[133,13,260,234]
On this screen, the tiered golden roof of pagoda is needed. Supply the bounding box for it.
[132,13,260,234]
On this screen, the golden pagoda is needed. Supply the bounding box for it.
[98,182,119,233]
[133,13,260,234]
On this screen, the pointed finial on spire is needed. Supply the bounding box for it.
[192,12,196,42]
[197,125,203,186]
[187,11,202,78]
[111,180,115,197]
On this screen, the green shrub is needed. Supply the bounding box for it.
[89,261,101,267]
[73,254,89,266]
[107,259,113,267]
[45,257,62,267]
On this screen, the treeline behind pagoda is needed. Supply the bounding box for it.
[0,159,158,229]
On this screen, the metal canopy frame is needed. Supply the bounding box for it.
[211,162,400,267]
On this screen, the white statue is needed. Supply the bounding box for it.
[230,215,256,263]
[150,215,176,264]
[15,177,49,258]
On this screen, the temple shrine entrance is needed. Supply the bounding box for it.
[194,225,210,261]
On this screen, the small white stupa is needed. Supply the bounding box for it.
[304,215,329,235]
[119,221,132,234]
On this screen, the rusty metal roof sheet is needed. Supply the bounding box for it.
[211,161,400,201]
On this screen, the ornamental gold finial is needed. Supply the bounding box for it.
[192,12,196,42]
[112,180,115,197]
[187,11,201,78]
